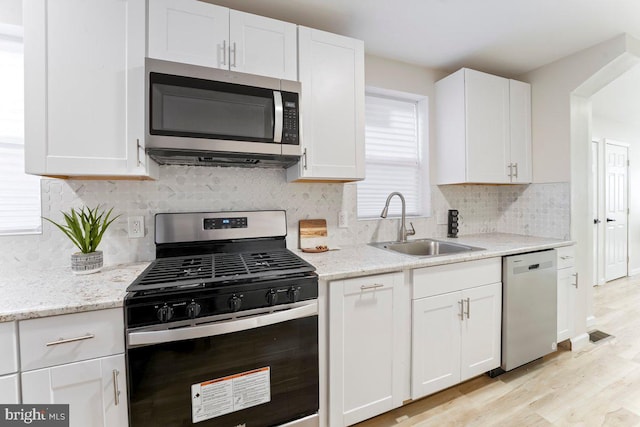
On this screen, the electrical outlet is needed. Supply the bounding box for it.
[128,216,145,238]
[338,211,348,228]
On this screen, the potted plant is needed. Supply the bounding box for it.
[44,205,120,274]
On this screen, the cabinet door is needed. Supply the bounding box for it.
[0,321,18,376]
[22,354,127,427]
[229,10,296,80]
[329,273,405,426]
[557,267,577,342]
[148,0,229,69]
[0,374,20,404]
[288,27,365,182]
[411,291,462,399]
[460,282,502,380]
[24,0,156,178]
[509,79,532,183]
[464,69,510,183]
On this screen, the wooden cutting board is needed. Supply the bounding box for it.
[299,219,328,251]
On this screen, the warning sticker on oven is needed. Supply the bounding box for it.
[191,367,271,423]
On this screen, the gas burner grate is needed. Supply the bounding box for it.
[128,249,315,292]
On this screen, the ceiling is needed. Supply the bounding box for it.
[207,0,640,77]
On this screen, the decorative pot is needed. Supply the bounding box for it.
[71,251,103,275]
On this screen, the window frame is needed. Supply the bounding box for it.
[357,86,430,220]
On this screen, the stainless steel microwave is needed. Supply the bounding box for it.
[144,58,301,168]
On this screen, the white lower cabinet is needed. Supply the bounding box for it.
[411,258,502,400]
[0,374,20,404]
[18,309,127,426]
[329,272,409,426]
[557,246,577,342]
[22,355,127,427]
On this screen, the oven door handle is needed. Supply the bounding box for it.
[128,301,318,347]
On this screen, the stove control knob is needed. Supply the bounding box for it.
[266,289,278,306]
[229,295,242,312]
[157,305,174,323]
[186,302,202,319]
[288,287,301,303]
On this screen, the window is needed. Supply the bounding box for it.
[357,89,428,218]
[0,24,41,235]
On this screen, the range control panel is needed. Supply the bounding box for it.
[204,217,248,230]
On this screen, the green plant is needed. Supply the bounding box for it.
[44,205,121,254]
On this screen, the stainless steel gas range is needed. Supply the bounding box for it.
[124,210,319,427]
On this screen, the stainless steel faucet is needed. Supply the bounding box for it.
[380,192,416,242]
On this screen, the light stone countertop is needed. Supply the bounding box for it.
[0,262,150,322]
[296,232,574,281]
[0,233,573,323]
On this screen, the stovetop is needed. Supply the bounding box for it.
[127,248,316,293]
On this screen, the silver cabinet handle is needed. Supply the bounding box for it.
[513,163,519,179]
[459,300,464,321]
[230,42,237,67]
[560,256,573,260]
[136,138,145,167]
[113,369,120,406]
[508,163,513,178]
[572,272,578,288]
[221,39,227,66]
[360,284,384,291]
[303,148,308,170]
[46,333,95,347]
[465,297,470,319]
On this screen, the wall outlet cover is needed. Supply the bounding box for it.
[128,216,145,238]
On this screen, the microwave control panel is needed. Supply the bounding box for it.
[281,92,299,145]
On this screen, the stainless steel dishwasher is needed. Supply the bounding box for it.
[501,249,557,371]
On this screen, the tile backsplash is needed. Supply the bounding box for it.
[0,165,570,270]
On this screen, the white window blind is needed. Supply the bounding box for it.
[357,93,425,218]
[0,26,41,235]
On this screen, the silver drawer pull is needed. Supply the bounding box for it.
[46,333,95,346]
[360,284,384,291]
[560,256,573,260]
[113,369,120,406]
[572,272,579,288]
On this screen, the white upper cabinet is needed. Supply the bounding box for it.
[148,0,297,80]
[287,27,365,182]
[435,68,532,184]
[24,0,158,179]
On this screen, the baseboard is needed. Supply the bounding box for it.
[570,333,590,351]
[629,268,640,277]
[586,315,597,329]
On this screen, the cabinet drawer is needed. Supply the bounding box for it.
[412,258,501,299]
[0,321,18,376]
[557,246,576,269]
[340,272,401,296]
[0,374,20,404]
[19,308,124,371]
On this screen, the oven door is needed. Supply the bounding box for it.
[126,302,319,427]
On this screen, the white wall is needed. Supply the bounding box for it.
[0,0,21,26]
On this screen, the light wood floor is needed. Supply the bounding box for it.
[357,275,640,426]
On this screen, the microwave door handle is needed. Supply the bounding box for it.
[273,91,283,143]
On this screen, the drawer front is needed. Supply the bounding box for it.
[412,258,501,299]
[557,246,576,269]
[341,272,402,296]
[0,321,18,376]
[19,308,124,371]
[0,374,20,404]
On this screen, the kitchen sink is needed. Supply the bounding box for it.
[369,238,484,257]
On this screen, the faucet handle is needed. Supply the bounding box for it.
[407,222,416,236]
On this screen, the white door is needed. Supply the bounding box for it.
[411,291,462,399]
[460,282,502,380]
[329,273,404,427]
[465,69,510,183]
[229,11,297,80]
[148,0,229,69]
[22,355,128,427]
[604,142,628,281]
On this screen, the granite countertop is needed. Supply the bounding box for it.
[0,233,573,323]
[0,262,150,322]
[296,232,574,281]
